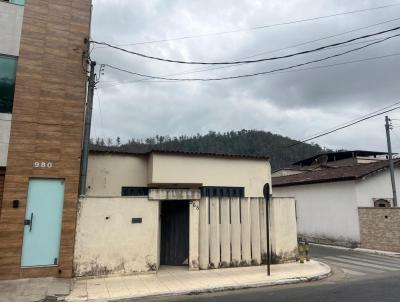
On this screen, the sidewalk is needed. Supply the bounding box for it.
[67,260,330,302]
[0,277,71,302]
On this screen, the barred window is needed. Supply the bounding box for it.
[200,186,244,198]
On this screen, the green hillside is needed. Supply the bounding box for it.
[93,130,328,170]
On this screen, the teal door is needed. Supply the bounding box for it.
[21,179,65,267]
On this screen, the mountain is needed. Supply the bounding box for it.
[92,130,328,170]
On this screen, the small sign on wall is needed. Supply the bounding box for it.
[131,218,142,224]
[33,162,54,169]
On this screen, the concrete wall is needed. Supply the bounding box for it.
[0,1,23,56]
[74,195,298,276]
[74,197,160,277]
[358,208,400,252]
[88,153,270,198]
[274,181,360,246]
[150,153,270,197]
[0,114,11,166]
[270,197,298,263]
[355,168,400,207]
[87,154,148,196]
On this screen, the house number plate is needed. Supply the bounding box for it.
[33,161,53,168]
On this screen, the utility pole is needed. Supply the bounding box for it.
[385,115,398,207]
[79,61,96,196]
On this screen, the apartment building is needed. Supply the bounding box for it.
[0,0,91,279]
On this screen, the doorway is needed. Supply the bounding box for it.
[160,201,189,266]
[21,178,65,267]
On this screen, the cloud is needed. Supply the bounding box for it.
[90,0,400,152]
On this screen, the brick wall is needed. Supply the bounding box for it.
[358,208,400,252]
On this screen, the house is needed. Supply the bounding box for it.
[73,147,298,277]
[0,0,91,279]
[272,150,389,177]
[273,151,400,249]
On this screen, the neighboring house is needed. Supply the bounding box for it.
[273,159,400,248]
[0,1,91,279]
[272,150,389,177]
[73,147,298,277]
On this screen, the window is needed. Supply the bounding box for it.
[0,55,17,114]
[121,187,149,196]
[200,186,245,198]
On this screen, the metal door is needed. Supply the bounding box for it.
[21,179,65,267]
[160,201,189,266]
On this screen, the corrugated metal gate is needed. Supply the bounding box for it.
[160,201,189,266]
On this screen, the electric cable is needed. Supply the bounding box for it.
[97,52,400,89]
[97,3,400,47]
[298,100,400,143]
[100,33,400,82]
[270,105,400,153]
[91,26,400,65]
[95,17,400,87]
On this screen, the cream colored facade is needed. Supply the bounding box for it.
[74,151,297,277]
[87,152,271,197]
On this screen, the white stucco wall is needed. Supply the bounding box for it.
[74,197,160,276]
[149,153,270,197]
[0,113,12,166]
[0,1,24,56]
[270,197,298,262]
[87,154,148,196]
[355,168,400,207]
[274,181,360,245]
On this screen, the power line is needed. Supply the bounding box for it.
[96,17,400,88]
[171,17,400,76]
[299,100,400,142]
[276,105,400,152]
[95,3,400,47]
[97,52,400,89]
[95,89,105,138]
[96,38,390,86]
[97,37,384,85]
[101,33,400,82]
[91,26,400,65]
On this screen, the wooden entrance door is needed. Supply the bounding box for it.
[160,201,189,266]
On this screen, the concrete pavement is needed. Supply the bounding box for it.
[0,277,71,302]
[311,244,400,278]
[67,260,330,302]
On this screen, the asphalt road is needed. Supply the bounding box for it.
[131,245,400,302]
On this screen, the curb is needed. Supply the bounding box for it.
[80,262,331,302]
[354,248,400,258]
[310,243,400,258]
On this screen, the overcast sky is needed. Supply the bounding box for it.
[90,0,400,153]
